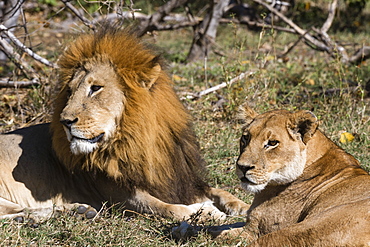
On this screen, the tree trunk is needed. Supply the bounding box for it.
[186,0,229,62]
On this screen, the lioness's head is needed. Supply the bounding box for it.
[51,26,163,156]
[236,104,318,193]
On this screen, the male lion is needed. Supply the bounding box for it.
[176,104,370,245]
[0,25,249,221]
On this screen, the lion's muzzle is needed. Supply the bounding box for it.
[60,116,105,154]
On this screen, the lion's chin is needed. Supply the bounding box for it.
[70,139,99,154]
[63,127,105,155]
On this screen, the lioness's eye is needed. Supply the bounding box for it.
[240,134,250,149]
[264,140,279,149]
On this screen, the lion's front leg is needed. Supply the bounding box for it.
[129,190,226,221]
[0,197,97,223]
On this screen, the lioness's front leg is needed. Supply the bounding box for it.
[172,221,255,241]
[128,190,226,221]
[207,187,250,216]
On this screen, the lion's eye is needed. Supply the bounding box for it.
[264,140,279,149]
[89,85,103,96]
[66,87,72,96]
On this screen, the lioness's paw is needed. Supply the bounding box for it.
[187,201,226,221]
[224,200,250,216]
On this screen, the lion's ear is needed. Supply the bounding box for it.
[239,103,258,125]
[144,62,161,89]
[288,110,318,144]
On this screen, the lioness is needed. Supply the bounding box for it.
[179,104,370,246]
[0,25,249,222]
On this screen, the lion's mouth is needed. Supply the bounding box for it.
[72,133,105,144]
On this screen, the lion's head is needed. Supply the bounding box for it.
[236,104,318,193]
[50,25,208,204]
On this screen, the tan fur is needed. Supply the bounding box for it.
[206,104,370,246]
[0,25,249,221]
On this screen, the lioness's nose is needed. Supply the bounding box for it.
[237,162,255,175]
[60,118,78,129]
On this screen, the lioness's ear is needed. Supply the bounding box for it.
[288,110,318,144]
[239,103,258,125]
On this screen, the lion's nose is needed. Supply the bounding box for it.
[60,118,78,129]
[237,162,255,175]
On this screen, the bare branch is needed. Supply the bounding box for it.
[60,0,96,31]
[349,46,370,64]
[321,0,338,33]
[278,28,312,58]
[181,70,256,100]
[230,18,296,33]
[252,0,368,64]
[0,24,56,68]
[252,0,330,53]
[0,35,39,80]
[137,0,190,36]
[0,78,40,88]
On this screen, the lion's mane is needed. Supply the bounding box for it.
[50,26,209,204]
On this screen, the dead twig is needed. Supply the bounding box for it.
[137,0,190,36]
[349,46,370,64]
[321,0,337,33]
[278,27,312,58]
[60,0,96,31]
[0,78,40,88]
[252,0,330,52]
[0,36,39,82]
[0,24,56,68]
[252,0,369,64]
[181,70,256,100]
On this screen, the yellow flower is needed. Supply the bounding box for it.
[340,132,355,144]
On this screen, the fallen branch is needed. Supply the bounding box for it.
[181,70,256,100]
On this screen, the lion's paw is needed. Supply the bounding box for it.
[68,204,98,219]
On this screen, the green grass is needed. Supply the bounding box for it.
[0,13,369,246]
